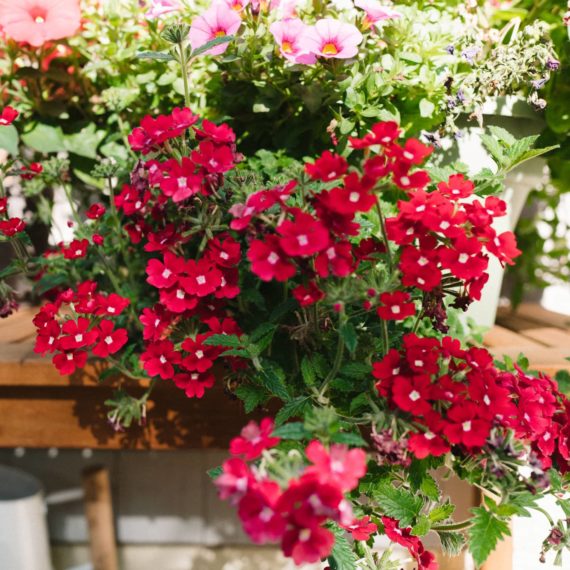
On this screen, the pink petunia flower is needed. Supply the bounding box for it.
[300,18,363,60]
[354,0,401,27]
[146,0,181,19]
[0,0,81,47]
[189,4,242,56]
[269,19,316,64]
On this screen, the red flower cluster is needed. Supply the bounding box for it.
[372,334,570,468]
[32,282,130,375]
[216,423,368,565]
[382,516,438,570]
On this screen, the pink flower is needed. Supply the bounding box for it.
[341,515,378,541]
[230,418,280,460]
[269,19,316,64]
[0,106,18,126]
[0,0,81,47]
[146,0,181,19]
[300,19,363,60]
[354,0,401,26]
[189,4,241,56]
[281,525,335,565]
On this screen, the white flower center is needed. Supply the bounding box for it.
[440,221,450,230]
[66,353,74,361]
[75,334,83,343]
[418,257,428,266]
[267,252,279,265]
[417,277,425,285]
[104,336,114,345]
[196,275,207,285]
[177,177,187,189]
[220,251,229,260]
[458,253,469,264]
[414,360,423,367]
[409,390,421,401]
[297,235,309,247]
[403,151,414,160]
[400,176,410,186]
[195,350,204,359]
[162,269,172,279]
[349,192,360,203]
[176,289,185,299]
[391,305,401,314]
[159,356,167,364]
[462,421,472,432]
[483,395,491,406]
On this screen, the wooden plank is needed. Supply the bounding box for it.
[514,327,570,349]
[514,303,570,330]
[483,326,543,349]
[0,305,37,343]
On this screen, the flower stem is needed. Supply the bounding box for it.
[375,199,393,273]
[432,520,473,532]
[178,41,191,108]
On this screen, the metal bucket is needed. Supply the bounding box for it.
[0,465,52,570]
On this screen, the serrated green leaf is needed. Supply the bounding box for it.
[275,397,311,426]
[301,356,316,386]
[506,145,559,172]
[438,531,466,556]
[327,524,358,570]
[331,431,367,446]
[349,392,369,413]
[272,421,308,440]
[250,323,277,343]
[260,365,290,401]
[480,134,506,166]
[375,484,423,527]
[468,507,510,567]
[221,348,251,358]
[412,515,431,536]
[340,322,357,353]
[207,465,223,479]
[420,474,440,501]
[137,50,176,61]
[429,502,455,523]
[487,125,517,146]
[235,385,266,413]
[203,334,242,348]
[339,362,371,378]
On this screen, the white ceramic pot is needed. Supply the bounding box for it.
[0,465,53,570]
[442,96,549,328]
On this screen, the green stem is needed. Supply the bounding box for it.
[375,200,393,273]
[381,318,390,355]
[432,520,473,532]
[178,41,191,108]
[63,184,83,229]
[318,315,346,398]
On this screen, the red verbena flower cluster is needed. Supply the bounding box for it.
[216,418,369,565]
[373,334,570,469]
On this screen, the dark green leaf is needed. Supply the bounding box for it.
[235,385,266,413]
[339,362,371,378]
[468,507,510,567]
[203,334,242,348]
[375,484,423,527]
[272,422,309,440]
[207,466,223,479]
[190,35,234,58]
[260,365,290,401]
[300,356,316,386]
[327,524,358,570]
[340,322,357,353]
[275,397,311,426]
[331,431,367,446]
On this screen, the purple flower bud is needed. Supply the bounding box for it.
[445,44,455,55]
[531,78,548,90]
[547,58,560,71]
[461,46,480,65]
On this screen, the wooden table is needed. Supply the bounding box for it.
[1,303,569,570]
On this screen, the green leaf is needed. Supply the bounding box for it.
[0,125,19,155]
[327,524,358,570]
[190,35,234,58]
[429,502,455,523]
[235,385,266,413]
[203,334,242,348]
[487,126,517,146]
[468,507,510,567]
[136,50,176,61]
[339,322,357,353]
[375,484,423,527]
[420,474,440,502]
[412,515,431,537]
[506,145,559,172]
[331,431,367,446]
[64,124,106,159]
[250,323,277,343]
[272,421,309,440]
[21,124,66,154]
[275,397,311,426]
[207,465,223,479]
[339,362,371,378]
[259,364,290,401]
[480,134,506,166]
[300,356,316,386]
[438,531,466,556]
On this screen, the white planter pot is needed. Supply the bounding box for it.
[442,97,549,328]
[0,465,52,570]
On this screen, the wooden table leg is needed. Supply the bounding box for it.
[82,466,119,570]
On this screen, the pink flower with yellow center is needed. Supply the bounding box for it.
[0,0,81,47]
[189,4,242,56]
[354,0,401,28]
[218,0,251,12]
[146,0,181,19]
[270,19,317,65]
[300,18,363,60]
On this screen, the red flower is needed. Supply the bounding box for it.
[192,140,235,173]
[206,234,241,267]
[278,211,330,257]
[0,217,26,237]
[389,138,433,165]
[485,231,521,266]
[63,239,88,260]
[313,190,360,236]
[146,252,185,289]
[53,350,88,375]
[248,236,296,282]
[58,317,98,351]
[391,374,433,415]
[438,236,489,280]
[140,305,172,341]
[140,340,181,379]
[444,403,491,448]
[292,282,325,306]
[315,241,355,277]
[173,371,215,398]
[377,291,415,320]
[437,174,474,200]
[391,164,430,190]
[215,458,253,503]
[181,333,221,372]
[230,418,280,460]
[327,173,377,214]
[381,516,419,550]
[180,259,223,297]
[341,516,378,541]
[95,293,130,317]
[349,121,400,148]
[34,320,61,355]
[159,286,198,314]
[238,481,286,544]
[21,162,43,180]
[158,157,202,202]
[0,106,18,126]
[86,203,106,219]
[195,119,236,144]
[305,151,348,182]
[281,525,335,565]
[399,247,441,291]
[305,440,367,492]
[92,321,128,358]
[408,430,450,459]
